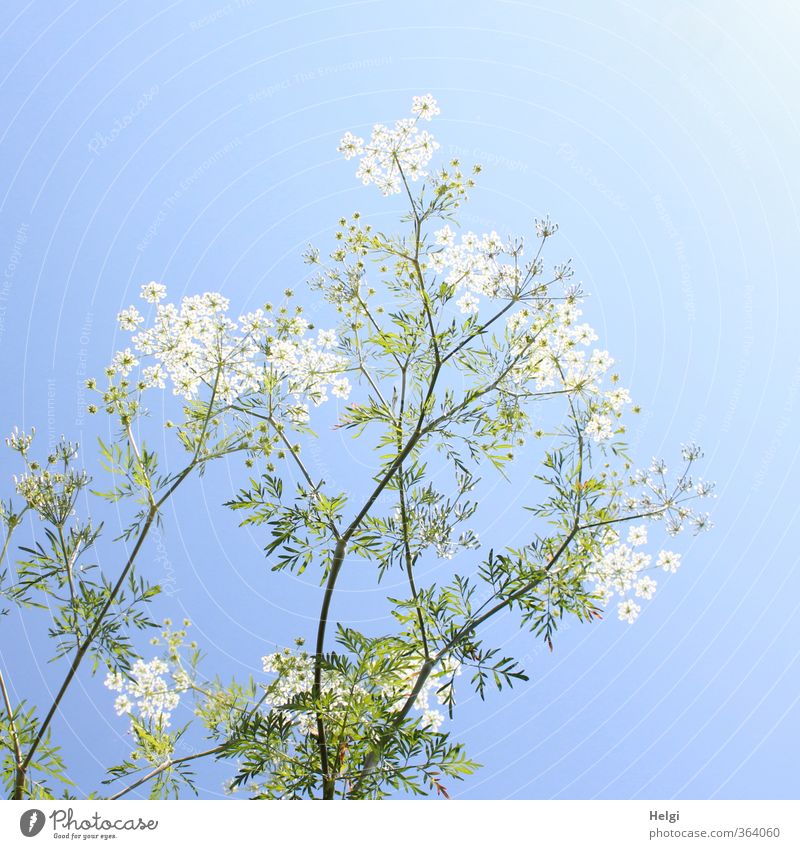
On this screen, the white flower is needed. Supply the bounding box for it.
[605,387,631,412]
[411,94,440,121]
[172,670,191,692]
[269,336,350,406]
[585,413,613,443]
[695,479,714,498]
[617,599,641,624]
[104,671,125,692]
[627,525,648,547]
[114,695,132,716]
[110,348,139,377]
[587,538,653,612]
[456,291,480,315]
[681,443,703,462]
[127,292,259,401]
[5,426,34,453]
[316,328,337,349]
[140,281,167,303]
[666,518,683,537]
[239,309,272,334]
[482,231,504,253]
[588,350,614,381]
[106,657,181,728]
[423,224,526,313]
[573,324,599,346]
[434,225,455,246]
[331,376,351,399]
[535,216,558,239]
[634,576,657,599]
[506,310,529,335]
[289,316,310,336]
[117,307,144,331]
[127,658,179,726]
[261,650,315,704]
[111,285,351,410]
[691,513,713,533]
[141,365,166,389]
[657,550,681,573]
[337,131,364,160]
[421,709,444,731]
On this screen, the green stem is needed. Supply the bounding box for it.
[20,365,226,787]
[107,744,225,800]
[313,537,346,799]
[0,668,24,799]
[20,504,158,779]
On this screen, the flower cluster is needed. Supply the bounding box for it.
[112,286,263,403]
[5,426,34,455]
[427,226,524,313]
[269,330,351,410]
[586,524,683,623]
[104,656,188,729]
[13,468,87,521]
[587,526,688,623]
[581,442,716,623]
[336,102,632,447]
[9,435,88,525]
[502,295,632,441]
[106,284,351,414]
[625,449,716,535]
[338,95,440,195]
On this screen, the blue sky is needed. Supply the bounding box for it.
[0,0,798,799]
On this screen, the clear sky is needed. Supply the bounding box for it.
[0,0,798,800]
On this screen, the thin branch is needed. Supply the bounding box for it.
[395,158,440,366]
[107,744,225,800]
[352,427,589,797]
[20,504,158,780]
[426,333,548,435]
[0,505,28,572]
[0,667,24,798]
[578,508,667,531]
[273,422,319,491]
[21,365,226,780]
[313,205,568,799]
[351,322,394,418]
[396,366,430,659]
[355,293,405,372]
[228,403,342,542]
[125,422,156,509]
[55,525,81,651]
[313,537,346,798]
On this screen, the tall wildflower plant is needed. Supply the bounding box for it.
[0,96,713,800]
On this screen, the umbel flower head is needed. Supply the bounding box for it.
[104,659,181,729]
[103,284,352,419]
[338,93,441,195]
